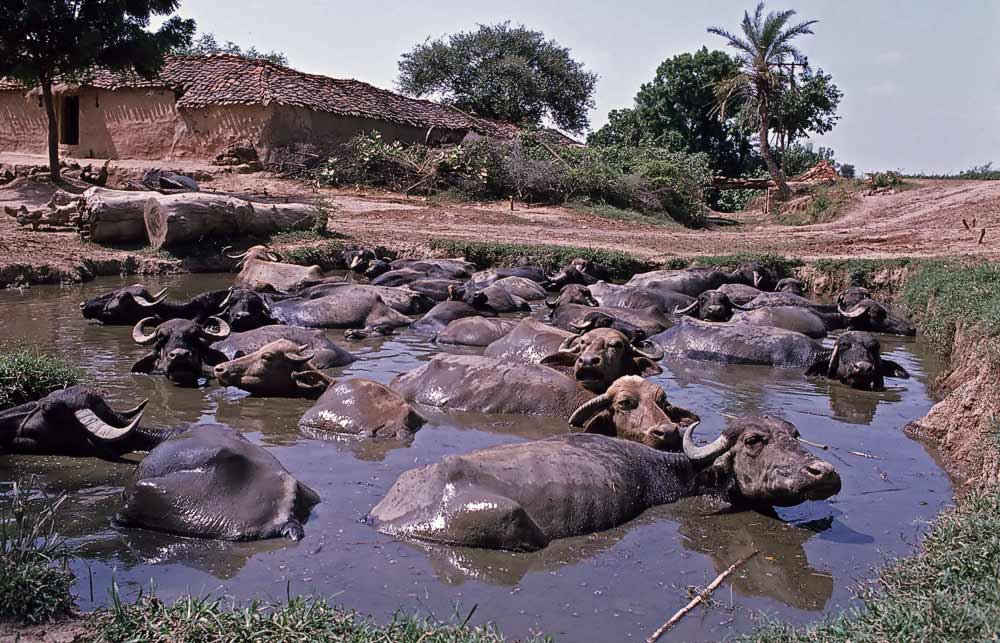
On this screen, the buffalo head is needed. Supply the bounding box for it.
[776,278,805,295]
[546,284,598,308]
[79,285,168,325]
[223,244,283,270]
[131,317,232,386]
[540,328,662,392]
[544,258,610,290]
[730,261,776,290]
[838,298,916,336]
[218,288,278,331]
[0,386,170,457]
[569,376,699,449]
[214,339,332,397]
[684,416,841,508]
[806,331,910,390]
[674,289,748,322]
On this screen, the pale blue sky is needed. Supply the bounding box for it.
[172,1,1000,174]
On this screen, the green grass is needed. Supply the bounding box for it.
[0,347,83,411]
[663,253,804,280]
[429,239,653,279]
[741,487,1000,643]
[901,261,1000,359]
[0,480,76,624]
[89,593,544,643]
[279,240,348,269]
[776,182,858,226]
[812,258,916,290]
[565,200,681,227]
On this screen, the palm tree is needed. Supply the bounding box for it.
[709,3,817,199]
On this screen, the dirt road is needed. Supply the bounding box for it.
[2,151,999,287]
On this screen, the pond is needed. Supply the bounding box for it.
[0,273,952,642]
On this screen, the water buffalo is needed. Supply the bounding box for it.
[549,302,675,339]
[436,317,520,347]
[368,417,840,551]
[228,246,325,293]
[343,249,392,277]
[214,340,333,398]
[626,267,730,297]
[269,293,413,333]
[116,423,320,541]
[536,328,663,392]
[486,276,547,301]
[483,318,574,365]
[298,379,425,441]
[543,258,611,289]
[837,293,916,336]
[545,284,599,308]
[745,291,827,310]
[730,260,777,290]
[210,325,355,369]
[217,288,279,331]
[130,317,232,386]
[673,290,750,322]
[465,282,531,313]
[371,268,439,287]
[467,266,547,289]
[390,258,475,280]
[732,306,830,339]
[402,278,465,302]
[588,281,695,312]
[567,376,698,450]
[290,282,433,315]
[777,278,806,295]
[652,320,908,390]
[410,299,494,334]
[716,283,763,306]
[391,355,592,418]
[805,331,910,390]
[0,387,169,458]
[79,285,169,325]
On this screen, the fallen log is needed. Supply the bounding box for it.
[236,201,317,236]
[81,187,160,243]
[144,193,251,249]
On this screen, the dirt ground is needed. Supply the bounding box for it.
[2,152,1000,287]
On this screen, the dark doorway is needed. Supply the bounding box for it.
[60,95,79,145]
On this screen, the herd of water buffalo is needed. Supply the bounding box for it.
[2,245,918,551]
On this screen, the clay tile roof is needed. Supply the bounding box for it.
[8,54,518,137]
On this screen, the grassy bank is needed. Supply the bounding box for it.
[0,347,83,410]
[428,239,654,279]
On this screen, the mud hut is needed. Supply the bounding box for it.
[0,54,518,163]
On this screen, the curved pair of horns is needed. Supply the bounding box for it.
[286,344,316,364]
[131,316,231,345]
[131,288,168,308]
[682,422,734,465]
[73,407,145,442]
[838,304,868,319]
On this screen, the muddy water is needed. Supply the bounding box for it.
[0,274,951,642]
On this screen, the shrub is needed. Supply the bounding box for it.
[0,479,76,623]
[0,347,83,411]
[428,239,652,279]
[867,171,903,188]
[280,240,348,270]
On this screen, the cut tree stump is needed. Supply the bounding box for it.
[236,202,317,236]
[80,187,160,243]
[144,193,252,250]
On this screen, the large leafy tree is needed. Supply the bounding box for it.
[397,22,598,134]
[768,66,841,174]
[709,3,817,198]
[589,48,757,177]
[0,1,194,181]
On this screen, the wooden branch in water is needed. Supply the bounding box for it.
[849,450,882,460]
[645,551,759,643]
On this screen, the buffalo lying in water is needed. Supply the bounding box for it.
[436,317,520,347]
[674,289,750,322]
[626,267,730,298]
[716,283,763,306]
[270,292,413,334]
[368,417,840,551]
[483,318,574,365]
[116,423,320,541]
[80,285,171,325]
[131,317,232,386]
[0,387,169,458]
[544,258,611,289]
[210,325,356,369]
[410,299,494,334]
[228,246,325,293]
[486,276,547,301]
[550,302,675,339]
[214,339,333,398]
[391,258,475,280]
[652,320,908,390]
[588,281,694,312]
[467,266,547,289]
[535,328,663,392]
[80,285,276,330]
[777,278,806,295]
[732,306,830,339]
[836,287,916,336]
[299,379,425,441]
[290,282,433,314]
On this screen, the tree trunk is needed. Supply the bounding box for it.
[758,98,790,199]
[81,187,161,243]
[41,80,60,182]
[235,202,317,236]
[144,193,251,250]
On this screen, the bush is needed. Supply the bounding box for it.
[0,347,83,411]
[867,171,903,188]
[314,133,712,227]
[0,480,76,623]
[279,240,348,270]
[428,239,652,279]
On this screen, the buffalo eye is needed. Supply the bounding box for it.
[261,352,275,362]
[615,397,637,411]
[743,434,765,446]
[608,340,623,350]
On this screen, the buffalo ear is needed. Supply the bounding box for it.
[131,352,158,374]
[539,351,577,369]
[804,356,829,378]
[880,359,910,379]
[292,370,331,396]
[631,356,663,378]
[664,405,700,426]
[202,348,230,368]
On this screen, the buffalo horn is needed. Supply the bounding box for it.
[222,246,250,260]
[732,301,753,311]
[200,316,231,340]
[74,408,144,442]
[219,288,235,310]
[827,342,842,377]
[682,422,732,466]
[132,317,159,345]
[545,297,559,309]
[557,335,583,352]
[632,342,664,361]
[133,288,168,307]
[16,403,42,434]
[119,399,149,418]
[674,301,699,315]
[266,251,284,262]
[570,319,594,333]
[838,304,867,319]
[752,270,762,288]
[349,255,363,270]
[568,393,613,428]
[287,345,316,364]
